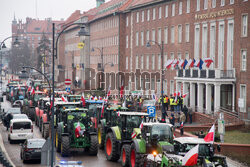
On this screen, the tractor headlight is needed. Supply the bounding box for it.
[152,151,157,158]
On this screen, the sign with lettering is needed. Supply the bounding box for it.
[195,8,234,20]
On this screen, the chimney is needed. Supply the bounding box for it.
[96,0,105,8]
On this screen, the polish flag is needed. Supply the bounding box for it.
[173,59,179,68]
[182,92,189,98]
[117,112,120,117]
[75,122,81,138]
[177,91,181,96]
[36,86,39,91]
[139,120,143,129]
[194,59,200,67]
[30,87,35,95]
[179,59,184,68]
[50,97,54,110]
[189,59,196,68]
[101,102,105,118]
[107,86,111,98]
[204,124,215,143]
[166,59,174,69]
[61,95,68,102]
[180,122,184,128]
[131,132,137,139]
[182,145,199,166]
[120,84,124,98]
[81,94,86,107]
[204,58,214,68]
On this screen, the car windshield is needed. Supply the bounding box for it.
[13,114,28,119]
[151,124,172,141]
[185,144,210,156]
[13,122,31,129]
[27,140,46,148]
[127,115,143,128]
[8,108,21,114]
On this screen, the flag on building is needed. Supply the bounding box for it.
[183,59,188,69]
[204,124,215,143]
[199,59,204,70]
[188,59,195,68]
[166,59,174,69]
[182,145,199,166]
[182,92,189,98]
[204,58,214,68]
[194,59,200,67]
[179,59,184,68]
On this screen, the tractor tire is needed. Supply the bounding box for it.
[121,144,131,167]
[105,132,119,161]
[98,125,105,149]
[43,124,49,139]
[89,135,98,156]
[130,143,143,167]
[61,136,70,157]
[29,108,35,121]
[56,125,62,152]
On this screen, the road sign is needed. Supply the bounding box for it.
[65,79,71,85]
[77,42,85,49]
[66,87,70,93]
[218,119,225,135]
[147,106,156,117]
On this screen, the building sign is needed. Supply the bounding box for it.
[97,1,125,15]
[195,8,234,20]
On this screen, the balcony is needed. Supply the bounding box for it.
[177,68,235,80]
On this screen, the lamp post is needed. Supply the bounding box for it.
[0,36,20,89]
[146,40,165,121]
[52,22,89,167]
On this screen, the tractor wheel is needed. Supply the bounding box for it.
[56,125,62,152]
[98,124,105,149]
[29,108,35,121]
[121,144,131,167]
[43,124,49,139]
[130,143,142,167]
[61,136,70,157]
[89,135,98,156]
[105,132,119,161]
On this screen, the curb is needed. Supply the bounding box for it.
[0,126,15,167]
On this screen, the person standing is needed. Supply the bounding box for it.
[182,105,188,123]
[188,107,193,124]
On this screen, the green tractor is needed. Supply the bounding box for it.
[67,95,82,102]
[55,108,98,157]
[129,122,175,167]
[104,112,148,166]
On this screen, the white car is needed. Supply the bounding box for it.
[8,118,33,143]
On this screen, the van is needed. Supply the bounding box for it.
[8,119,33,143]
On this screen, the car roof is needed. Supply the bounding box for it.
[143,122,173,128]
[27,138,46,142]
[118,112,149,116]
[174,137,209,144]
[12,114,27,117]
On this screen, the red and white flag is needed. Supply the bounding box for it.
[106,86,111,98]
[165,59,174,69]
[180,122,184,128]
[131,132,137,139]
[30,87,35,95]
[182,92,189,98]
[81,93,86,107]
[61,95,68,102]
[36,86,39,91]
[182,145,199,166]
[179,59,184,68]
[204,58,214,68]
[75,122,81,138]
[204,124,215,143]
[139,120,143,129]
[120,85,124,98]
[117,112,120,117]
[101,102,105,118]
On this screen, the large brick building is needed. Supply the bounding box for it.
[57,0,249,118]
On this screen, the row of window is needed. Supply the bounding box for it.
[91,35,119,48]
[126,0,247,26]
[91,16,119,32]
[90,54,119,65]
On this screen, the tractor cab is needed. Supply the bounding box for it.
[67,95,82,102]
[13,86,26,101]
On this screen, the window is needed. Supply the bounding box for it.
[126,35,129,48]
[178,25,182,43]
[170,80,174,94]
[179,2,182,15]
[185,52,189,59]
[158,7,162,19]
[153,8,156,20]
[152,54,155,70]
[240,85,246,113]
[241,50,247,71]
[136,12,139,23]
[147,9,150,21]
[172,3,175,16]
[242,14,248,37]
[197,0,200,11]
[165,5,168,17]
[141,31,144,46]
[136,32,139,46]
[158,28,162,44]
[212,0,216,8]
[146,30,150,42]
[204,0,208,9]
[136,55,139,69]
[158,54,161,70]
[210,23,216,69]
[146,55,149,69]
[194,24,200,60]
[126,56,129,70]
[152,29,156,43]
[141,55,144,69]
[221,0,225,6]
[178,53,182,60]
[164,27,168,44]
[171,26,175,43]
[141,11,144,22]
[185,24,190,42]
[187,0,190,13]
[218,21,225,69]
[151,78,155,90]
[230,0,234,4]
[202,24,208,59]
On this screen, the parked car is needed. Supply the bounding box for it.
[8,118,33,143]
[12,114,28,120]
[20,138,46,162]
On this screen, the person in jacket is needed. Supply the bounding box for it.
[182,105,188,123]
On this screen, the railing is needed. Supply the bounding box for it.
[178,69,183,77]
[192,70,198,77]
[220,70,234,78]
[200,70,206,78]
[185,69,191,77]
[208,70,215,78]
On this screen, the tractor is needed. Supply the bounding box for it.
[104,112,149,165]
[11,86,26,104]
[67,95,82,102]
[55,108,98,157]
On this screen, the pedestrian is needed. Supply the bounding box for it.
[188,107,193,124]
[182,105,188,123]
[170,112,175,126]
[180,122,184,136]
[180,112,186,125]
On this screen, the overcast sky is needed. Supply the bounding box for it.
[0,0,108,46]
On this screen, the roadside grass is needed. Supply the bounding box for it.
[224,130,250,144]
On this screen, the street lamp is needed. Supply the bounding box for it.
[146,40,166,121]
[51,22,89,167]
